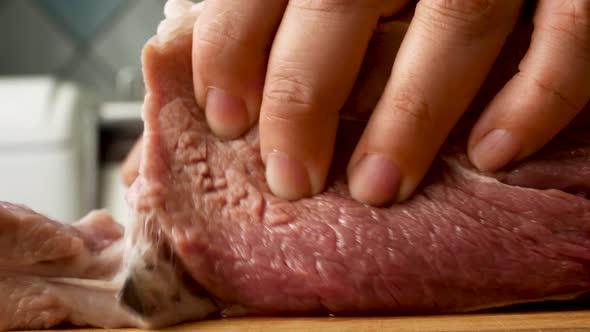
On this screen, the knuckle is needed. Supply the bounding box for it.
[424,0,500,18]
[539,1,590,52]
[196,9,245,52]
[553,1,590,29]
[263,65,318,111]
[290,0,387,16]
[387,92,435,129]
[520,72,583,116]
[291,0,365,12]
[418,0,513,38]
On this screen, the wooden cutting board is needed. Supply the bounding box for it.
[48,310,590,332]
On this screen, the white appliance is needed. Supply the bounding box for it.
[0,77,98,223]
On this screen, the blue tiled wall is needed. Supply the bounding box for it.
[0,0,198,100]
[34,0,128,42]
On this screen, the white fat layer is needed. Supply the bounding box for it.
[120,208,219,328]
[444,156,501,184]
[156,0,203,45]
[46,278,143,329]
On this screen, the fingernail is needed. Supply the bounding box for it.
[470,129,521,172]
[348,153,401,206]
[266,151,311,200]
[205,87,249,139]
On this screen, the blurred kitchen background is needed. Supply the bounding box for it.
[0,0,199,224]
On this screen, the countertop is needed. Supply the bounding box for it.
[45,310,590,332]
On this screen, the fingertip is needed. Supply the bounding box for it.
[266,151,312,200]
[468,128,521,172]
[205,87,251,140]
[348,153,401,206]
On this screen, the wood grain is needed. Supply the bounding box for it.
[41,310,590,332]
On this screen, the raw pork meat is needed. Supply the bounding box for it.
[1,0,589,329]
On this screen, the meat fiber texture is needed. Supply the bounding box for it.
[2,0,590,329]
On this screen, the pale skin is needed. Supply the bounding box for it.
[189,0,590,206]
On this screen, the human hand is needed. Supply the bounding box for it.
[192,0,590,205]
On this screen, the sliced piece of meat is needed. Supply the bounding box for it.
[0,203,137,330]
[122,0,590,319]
[0,198,217,331]
[0,202,121,282]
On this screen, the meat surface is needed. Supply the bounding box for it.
[0,200,216,330]
[2,0,590,329]
[0,203,133,330]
